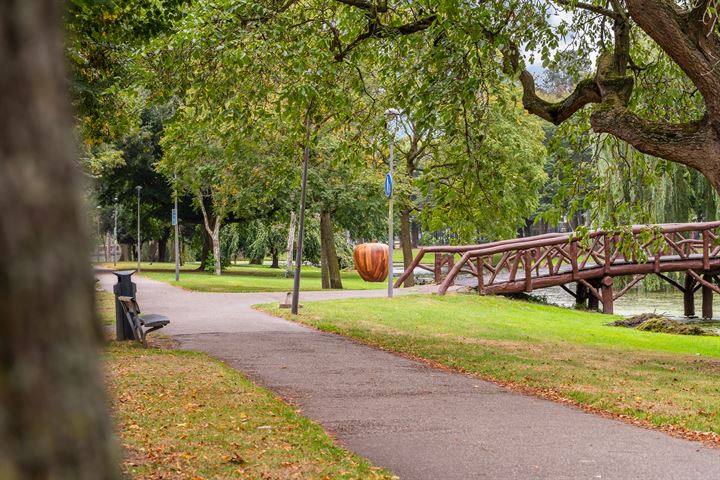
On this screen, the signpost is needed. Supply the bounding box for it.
[384,108,400,298]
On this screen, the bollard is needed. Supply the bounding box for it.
[113,270,137,341]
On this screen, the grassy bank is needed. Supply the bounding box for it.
[97,289,116,325]
[258,294,720,439]
[98,261,384,293]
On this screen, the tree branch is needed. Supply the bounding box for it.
[503,46,602,124]
[333,0,388,13]
[333,14,436,61]
[553,0,621,19]
[519,70,601,124]
[591,106,720,179]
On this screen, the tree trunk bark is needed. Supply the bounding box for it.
[196,226,212,271]
[399,208,415,287]
[211,223,221,276]
[271,250,279,269]
[0,2,121,477]
[198,196,222,275]
[411,220,420,248]
[157,228,170,262]
[320,210,342,289]
[285,210,296,276]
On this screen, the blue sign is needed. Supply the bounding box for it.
[385,173,393,198]
[171,208,177,226]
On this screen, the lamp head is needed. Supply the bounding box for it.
[384,108,400,122]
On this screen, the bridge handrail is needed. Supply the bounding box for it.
[436,221,720,294]
[459,221,720,260]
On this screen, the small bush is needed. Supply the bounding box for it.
[203,253,231,273]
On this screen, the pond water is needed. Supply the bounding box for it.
[531,285,720,334]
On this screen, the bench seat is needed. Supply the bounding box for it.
[138,314,170,328]
[117,295,169,346]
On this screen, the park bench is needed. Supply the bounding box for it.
[117,296,170,347]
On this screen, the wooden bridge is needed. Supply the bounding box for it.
[395,221,720,318]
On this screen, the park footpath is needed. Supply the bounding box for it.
[97,271,720,480]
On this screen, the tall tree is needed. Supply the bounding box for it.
[305,1,720,194]
[1,1,120,477]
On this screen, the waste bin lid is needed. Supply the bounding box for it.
[112,270,136,278]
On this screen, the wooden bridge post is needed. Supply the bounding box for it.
[446,255,455,286]
[476,257,484,294]
[588,279,600,311]
[601,276,614,314]
[684,273,696,317]
[702,273,713,319]
[575,282,588,308]
[434,253,442,283]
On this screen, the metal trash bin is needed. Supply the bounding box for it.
[113,270,137,341]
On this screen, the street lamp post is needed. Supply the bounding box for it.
[136,186,142,272]
[113,197,118,266]
[384,108,400,298]
[291,110,313,315]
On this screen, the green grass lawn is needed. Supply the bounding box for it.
[392,247,420,263]
[259,294,720,438]
[96,289,116,325]
[99,261,385,293]
[98,292,393,479]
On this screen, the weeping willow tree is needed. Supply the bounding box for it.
[545,112,720,229]
[544,116,720,291]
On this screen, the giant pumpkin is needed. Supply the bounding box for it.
[353,242,389,282]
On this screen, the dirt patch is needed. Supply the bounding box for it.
[610,314,716,336]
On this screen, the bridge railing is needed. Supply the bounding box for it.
[395,222,720,296]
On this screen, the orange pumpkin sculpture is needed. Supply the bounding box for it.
[353,242,389,282]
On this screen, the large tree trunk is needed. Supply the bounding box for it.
[198,196,222,275]
[411,220,420,248]
[157,227,170,262]
[285,210,296,276]
[270,249,280,269]
[0,2,121,477]
[210,223,221,276]
[320,210,342,289]
[196,226,212,271]
[399,207,415,287]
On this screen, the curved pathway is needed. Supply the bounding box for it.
[97,270,720,480]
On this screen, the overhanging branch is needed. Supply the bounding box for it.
[333,14,436,61]
[591,106,717,173]
[518,70,601,124]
